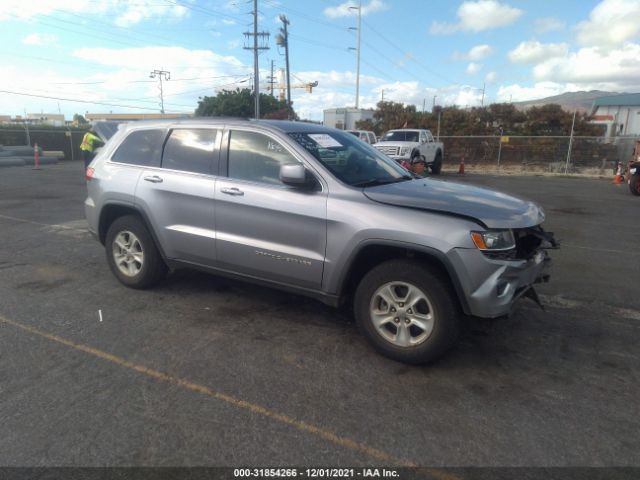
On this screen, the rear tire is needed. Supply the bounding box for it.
[105,215,167,289]
[354,259,461,364]
[630,173,640,196]
[431,152,442,174]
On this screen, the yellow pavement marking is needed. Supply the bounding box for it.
[0,314,414,466]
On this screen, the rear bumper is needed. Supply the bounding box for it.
[448,247,552,318]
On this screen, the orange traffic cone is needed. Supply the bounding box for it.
[613,162,623,184]
[33,143,41,170]
[458,157,465,174]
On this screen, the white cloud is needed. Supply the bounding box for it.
[575,0,640,48]
[496,82,568,102]
[533,43,640,88]
[508,41,569,64]
[534,17,565,33]
[21,33,57,45]
[430,0,522,34]
[222,18,236,25]
[323,0,388,18]
[453,44,493,61]
[466,62,482,74]
[485,71,497,83]
[0,0,187,26]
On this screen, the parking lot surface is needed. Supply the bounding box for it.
[0,161,639,467]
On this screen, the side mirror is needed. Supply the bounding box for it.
[280,163,310,186]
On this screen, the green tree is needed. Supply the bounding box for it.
[195,88,295,119]
[73,113,88,126]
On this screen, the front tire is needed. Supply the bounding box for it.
[630,172,640,196]
[354,259,461,364]
[105,215,167,289]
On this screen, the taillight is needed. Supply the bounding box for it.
[85,167,95,181]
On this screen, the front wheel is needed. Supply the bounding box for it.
[354,259,461,364]
[629,172,640,196]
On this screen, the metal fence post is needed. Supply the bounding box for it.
[497,137,502,171]
[66,129,75,162]
[564,110,576,174]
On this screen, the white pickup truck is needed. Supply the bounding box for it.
[373,129,444,174]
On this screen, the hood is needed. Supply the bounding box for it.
[364,179,545,229]
[374,141,419,147]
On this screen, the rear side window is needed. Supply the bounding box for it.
[228,130,299,186]
[162,128,218,175]
[111,129,164,167]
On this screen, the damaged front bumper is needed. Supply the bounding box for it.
[448,228,557,318]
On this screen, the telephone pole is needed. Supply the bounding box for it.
[480,82,486,107]
[348,1,362,108]
[276,15,291,111]
[244,0,269,119]
[149,69,170,114]
[268,60,276,97]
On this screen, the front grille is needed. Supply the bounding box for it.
[375,145,399,156]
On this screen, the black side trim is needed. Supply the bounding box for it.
[98,202,170,263]
[335,239,472,315]
[167,259,341,307]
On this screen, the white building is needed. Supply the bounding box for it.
[323,108,374,130]
[590,93,640,138]
[26,113,65,126]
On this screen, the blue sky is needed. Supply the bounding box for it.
[1,0,639,120]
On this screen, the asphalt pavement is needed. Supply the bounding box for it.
[0,161,639,470]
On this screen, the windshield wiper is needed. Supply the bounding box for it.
[352,176,412,188]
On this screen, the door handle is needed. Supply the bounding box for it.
[221,187,244,196]
[143,175,163,183]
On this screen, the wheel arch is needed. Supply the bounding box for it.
[98,202,169,261]
[336,240,471,315]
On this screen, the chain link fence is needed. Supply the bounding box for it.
[1,126,638,176]
[0,127,88,164]
[438,135,638,175]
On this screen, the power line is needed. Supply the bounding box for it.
[0,89,189,112]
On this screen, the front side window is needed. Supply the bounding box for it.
[228,130,300,186]
[288,130,410,188]
[111,129,164,167]
[162,128,217,175]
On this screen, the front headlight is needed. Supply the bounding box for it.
[471,230,515,250]
[400,147,410,156]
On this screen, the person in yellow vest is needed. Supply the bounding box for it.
[80,129,104,168]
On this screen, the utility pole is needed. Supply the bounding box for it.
[348,1,362,109]
[422,98,426,114]
[149,69,170,114]
[276,15,291,112]
[381,89,384,102]
[432,95,437,112]
[244,0,269,119]
[268,60,276,97]
[480,82,485,107]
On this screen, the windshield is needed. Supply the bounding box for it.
[381,130,419,142]
[288,130,411,187]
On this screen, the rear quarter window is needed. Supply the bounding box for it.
[111,129,165,167]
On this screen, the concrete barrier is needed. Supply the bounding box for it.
[0,157,27,167]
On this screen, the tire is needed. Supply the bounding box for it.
[105,215,167,289]
[354,259,461,364]
[630,173,640,196]
[431,152,442,175]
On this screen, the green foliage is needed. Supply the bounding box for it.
[73,113,88,125]
[195,88,296,119]
[361,101,603,137]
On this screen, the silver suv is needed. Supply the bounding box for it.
[85,119,555,364]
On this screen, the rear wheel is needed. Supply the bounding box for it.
[105,215,167,289]
[354,259,461,364]
[431,152,442,174]
[630,173,640,196]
